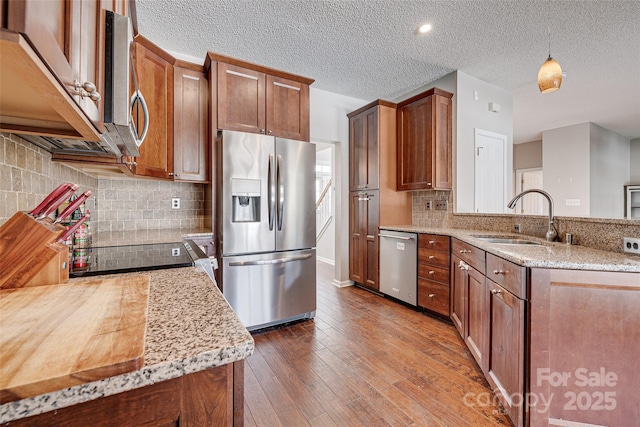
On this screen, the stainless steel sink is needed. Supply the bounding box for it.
[473,236,542,245]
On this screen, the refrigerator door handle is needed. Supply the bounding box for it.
[228,253,313,266]
[268,154,275,230]
[277,154,284,231]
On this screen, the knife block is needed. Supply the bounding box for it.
[0,211,68,289]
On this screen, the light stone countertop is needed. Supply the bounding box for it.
[381,225,640,273]
[0,267,254,423]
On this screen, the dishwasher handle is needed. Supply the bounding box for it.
[378,233,414,241]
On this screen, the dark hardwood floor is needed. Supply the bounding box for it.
[243,261,512,426]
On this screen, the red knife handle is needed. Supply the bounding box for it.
[30,183,73,216]
[54,190,92,223]
[37,184,80,219]
[57,214,90,243]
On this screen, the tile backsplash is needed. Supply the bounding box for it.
[0,133,98,225]
[1,133,205,231]
[412,189,640,253]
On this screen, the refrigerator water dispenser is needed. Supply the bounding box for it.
[231,178,260,222]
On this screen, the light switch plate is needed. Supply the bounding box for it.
[434,200,448,210]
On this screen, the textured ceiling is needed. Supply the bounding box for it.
[136,0,640,143]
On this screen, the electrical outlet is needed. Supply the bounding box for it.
[513,224,522,233]
[171,198,180,209]
[434,200,448,210]
[425,200,433,210]
[171,248,181,257]
[623,237,640,255]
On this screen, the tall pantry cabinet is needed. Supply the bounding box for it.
[348,100,411,291]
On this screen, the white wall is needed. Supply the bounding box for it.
[456,72,514,213]
[589,123,630,218]
[310,88,367,286]
[514,140,543,172]
[543,123,591,217]
[631,138,640,183]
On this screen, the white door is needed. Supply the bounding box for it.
[515,168,544,214]
[475,129,507,213]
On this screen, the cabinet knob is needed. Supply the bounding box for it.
[458,261,469,271]
[428,294,435,298]
[71,80,101,102]
[428,270,435,275]
[428,240,436,245]
[427,182,432,186]
[428,255,435,259]
[268,130,273,134]
[493,269,506,275]
[168,172,174,176]
[491,289,502,295]
[260,129,266,134]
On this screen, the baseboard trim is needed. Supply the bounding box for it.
[332,279,353,288]
[316,256,335,266]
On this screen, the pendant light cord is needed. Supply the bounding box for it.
[547,0,552,58]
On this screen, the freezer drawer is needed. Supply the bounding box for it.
[221,249,316,330]
[379,231,417,306]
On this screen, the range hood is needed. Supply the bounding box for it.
[20,11,147,158]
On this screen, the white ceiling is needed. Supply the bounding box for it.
[136,0,640,144]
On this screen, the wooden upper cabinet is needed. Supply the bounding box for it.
[396,88,453,191]
[210,53,313,142]
[2,0,110,139]
[173,65,209,182]
[132,38,174,179]
[266,75,310,141]
[348,104,380,191]
[217,62,266,135]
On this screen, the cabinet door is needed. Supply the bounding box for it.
[217,63,265,134]
[397,96,433,191]
[133,41,173,179]
[487,281,525,427]
[450,255,466,335]
[397,92,452,191]
[349,107,379,191]
[174,67,208,182]
[465,267,489,373]
[266,75,309,141]
[349,192,365,284]
[349,191,379,291]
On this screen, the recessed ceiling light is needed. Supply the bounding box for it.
[417,23,432,34]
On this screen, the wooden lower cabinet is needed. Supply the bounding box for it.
[349,190,379,291]
[417,234,450,316]
[529,269,640,427]
[6,361,244,427]
[486,280,525,427]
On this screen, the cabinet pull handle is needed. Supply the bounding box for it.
[71,80,101,101]
[428,240,436,245]
[428,255,435,259]
[458,261,469,271]
[459,249,470,254]
[428,271,435,275]
[428,294,435,298]
[491,289,502,295]
[493,270,506,275]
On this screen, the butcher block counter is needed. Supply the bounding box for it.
[0,267,254,425]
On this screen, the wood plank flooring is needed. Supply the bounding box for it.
[243,261,512,426]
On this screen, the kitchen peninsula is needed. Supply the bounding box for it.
[0,267,254,426]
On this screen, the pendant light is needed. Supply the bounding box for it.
[538,0,562,93]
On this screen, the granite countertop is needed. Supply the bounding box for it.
[92,228,213,247]
[381,225,640,273]
[0,267,254,423]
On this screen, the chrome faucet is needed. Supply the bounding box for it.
[507,189,558,242]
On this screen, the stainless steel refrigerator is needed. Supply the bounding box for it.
[216,130,316,331]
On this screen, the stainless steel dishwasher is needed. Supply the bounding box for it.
[378,230,417,306]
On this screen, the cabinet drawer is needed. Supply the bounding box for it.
[486,253,526,299]
[418,234,450,252]
[418,278,450,316]
[418,263,449,284]
[451,238,485,274]
[418,248,449,268]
